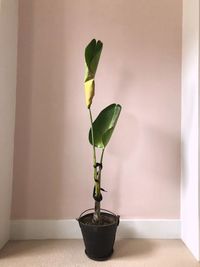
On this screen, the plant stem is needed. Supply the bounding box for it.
[98,148,105,191]
[89,109,107,223]
[89,108,97,168]
[100,148,105,164]
[93,148,105,223]
[88,108,99,222]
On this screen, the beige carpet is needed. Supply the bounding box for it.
[0,239,199,267]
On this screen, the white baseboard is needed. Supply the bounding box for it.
[10,219,181,240]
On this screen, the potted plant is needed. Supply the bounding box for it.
[77,39,122,261]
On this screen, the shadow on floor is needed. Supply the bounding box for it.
[0,240,55,259]
[113,239,155,259]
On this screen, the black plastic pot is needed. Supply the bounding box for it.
[77,209,120,261]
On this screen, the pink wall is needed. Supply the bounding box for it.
[11,0,182,219]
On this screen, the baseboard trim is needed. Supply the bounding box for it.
[10,219,181,240]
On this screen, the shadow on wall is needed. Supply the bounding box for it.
[109,116,180,217]
[12,0,71,219]
[106,65,180,217]
[105,66,139,213]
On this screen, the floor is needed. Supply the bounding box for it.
[0,239,199,267]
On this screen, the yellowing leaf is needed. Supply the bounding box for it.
[84,79,95,108]
[84,39,103,108]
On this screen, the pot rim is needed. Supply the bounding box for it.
[77,208,120,227]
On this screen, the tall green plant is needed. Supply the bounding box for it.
[84,39,122,223]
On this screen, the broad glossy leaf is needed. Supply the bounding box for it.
[84,39,103,81]
[85,39,96,70]
[89,104,122,148]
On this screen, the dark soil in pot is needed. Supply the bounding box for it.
[78,210,120,261]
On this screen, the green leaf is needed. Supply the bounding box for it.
[85,39,96,70]
[85,39,103,81]
[89,104,122,148]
